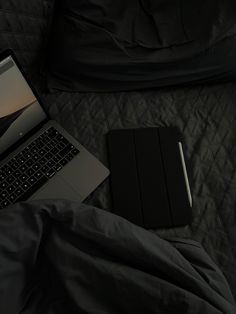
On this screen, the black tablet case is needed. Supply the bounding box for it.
[107,127,192,229]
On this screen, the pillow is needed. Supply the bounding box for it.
[46,0,236,92]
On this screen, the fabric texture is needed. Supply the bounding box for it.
[39,81,236,302]
[0,0,236,305]
[0,0,54,81]
[0,200,235,314]
[47,0,236,91]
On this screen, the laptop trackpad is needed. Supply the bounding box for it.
[29,176,83,203]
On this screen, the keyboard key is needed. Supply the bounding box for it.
[35,137,42,145]
[45,128,51,134]
[66,153,75,162]
[1,165,8,174]
[8,159,16,166]
[41,165,50,173]
[55,133,64,141]
[5,167,13,175]
[8,193,18,202]
[14,153,22,160]
[19,164,27,172]
[45,152,53,159]
[38,149,46,156]
[0,181,8,189]
[53,155,61,162]
[28,176,37,185]
[0,172,6,180]
[40,132,48,140]
[45,169,56,178]
[54,164,62,172]
[13,180,21,188]
[15,187,24,196]
[48,129,58,139]
[10,163,19,171]
[6,185,14,194]
[28,142,35,149]
[60,158,68,167]
[26,159,34,167]
[26,168,35,176]
[22,146,30,152]
[46,160,56,168]
[19,174,28,182]
[0,191,8,199]
[13,170,21,178]
[32,147,39,154]
[32,154,40,161]
[1,199,11,208]
[39,157,47,166]
[6,175,14,184]
[61,137,69,146]
[46,143,54,150]
[22,182,30,190]
[18,157,26,164]
[59,144,74,158]
[51,147,59,155]
[50,139,58,146]
[24,152,32,159]
[58,142,66,150]
[72,148,80,156]
[9,159,19,168]
[32,163,41,171]
[35,171,43,179]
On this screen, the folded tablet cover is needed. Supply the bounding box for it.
[107,127,192,229]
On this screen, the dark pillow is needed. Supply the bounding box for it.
[47,0,236,92]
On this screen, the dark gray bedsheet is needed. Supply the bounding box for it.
[1,0,236,308]
[39,81,236,300]
[0,200,235,314]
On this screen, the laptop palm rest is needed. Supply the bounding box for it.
[29,175,82,203]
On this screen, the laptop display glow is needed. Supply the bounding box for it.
[0,56,47,155]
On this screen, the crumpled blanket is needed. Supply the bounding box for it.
[0,199,235,313]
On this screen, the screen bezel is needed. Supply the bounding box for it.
[0,49,50,161]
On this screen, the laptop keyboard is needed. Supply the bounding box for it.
[0,127,80,209]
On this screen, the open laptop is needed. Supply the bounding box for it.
[0,50,109,209]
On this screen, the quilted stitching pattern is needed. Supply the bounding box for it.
[0,0,54,79]
[40,82,236,299]
[0,0,236,302]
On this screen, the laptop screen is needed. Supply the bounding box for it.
[0,55,47,155]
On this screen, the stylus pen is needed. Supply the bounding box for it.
[178,142,192,207]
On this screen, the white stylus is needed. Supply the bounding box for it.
[178,142,192,207]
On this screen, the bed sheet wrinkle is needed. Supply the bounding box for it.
[40,81,236,300]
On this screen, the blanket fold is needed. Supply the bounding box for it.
[0,199,235,313]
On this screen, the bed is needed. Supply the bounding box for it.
[0,0,236,307]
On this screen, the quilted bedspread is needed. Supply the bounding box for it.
[1,0,236,303]
[39,82,236,301]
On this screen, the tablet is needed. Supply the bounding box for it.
[107,127,192,229]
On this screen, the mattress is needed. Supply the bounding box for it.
[39,81,236,300]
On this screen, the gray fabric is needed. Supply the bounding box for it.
[0,200,235,314]
[0,0,54,80]
[39,81,236,301]
[0,0,236,305]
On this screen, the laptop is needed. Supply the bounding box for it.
[0,50,109,209]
